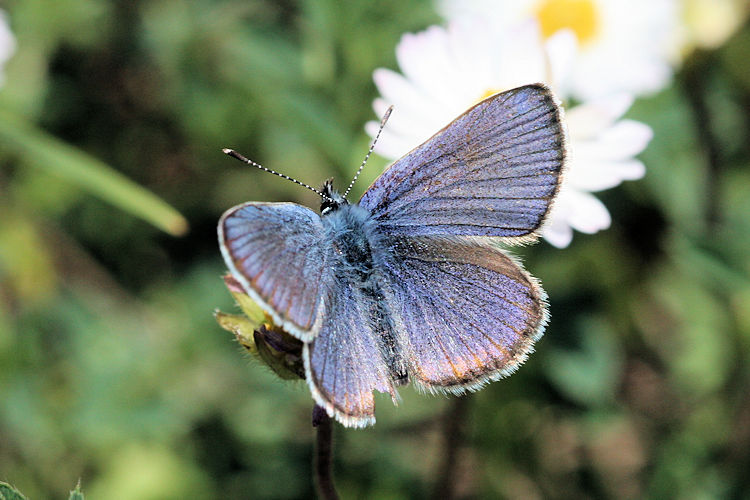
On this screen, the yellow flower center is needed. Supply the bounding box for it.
[479,88,505,101]
[535,0,600,45]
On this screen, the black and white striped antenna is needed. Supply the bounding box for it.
[223,105,392,202]
[221,148,333,202]
[342,105,393,200]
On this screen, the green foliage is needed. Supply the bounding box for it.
[0,1,748,499]
[68,482,85,500]
[0,482,27,500]
[0,481,84,500]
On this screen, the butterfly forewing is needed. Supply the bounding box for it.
[218,202,331,341]
[359,84,565,242]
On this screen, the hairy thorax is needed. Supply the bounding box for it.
[323,203,378,282]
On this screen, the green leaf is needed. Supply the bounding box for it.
[68,481,84,500]
[0,108,188,236]
[0,482,28,500]
[214,311,259,354]
[545,317,622,407]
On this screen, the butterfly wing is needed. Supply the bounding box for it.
[218,202,331,341]
[377,235,546,392]
[360,84,566,242]
[303,270,398,428]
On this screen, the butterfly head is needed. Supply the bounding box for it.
[320,179,348,215]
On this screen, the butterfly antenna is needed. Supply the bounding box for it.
[222,148,333,202]
[342,105,393,200]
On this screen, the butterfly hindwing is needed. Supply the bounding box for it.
[218,202,331,341]
[303,262,398,428]
[360,84,566,242]
[378,235,547,392]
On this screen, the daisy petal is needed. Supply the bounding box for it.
[574,120,653,160]
[0,9,16,86]
[544,28,578,95]
[542,216,575,248]
[397,27,458,104]
[567,191,612,234]
[373,69,444,121]
[566,94,635,137]
[568,159,646,191]
[366,121,423,160]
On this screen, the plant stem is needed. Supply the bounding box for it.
[313,405,339,500]
[433,395,471,499]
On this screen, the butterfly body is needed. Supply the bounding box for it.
[219,84,567,427]
[319,195,409,385]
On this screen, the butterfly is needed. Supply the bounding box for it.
[218,84,566,428]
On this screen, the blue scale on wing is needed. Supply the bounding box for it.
[380,236,546,391]
[360,84,565,239]
[220,203,331,336]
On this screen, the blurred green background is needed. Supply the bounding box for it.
[1,1,749,498]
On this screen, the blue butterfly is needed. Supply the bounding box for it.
[219,84,566,428]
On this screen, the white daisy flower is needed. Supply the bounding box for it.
[369,20,574,159]
[543,94,652,247]
[0,10,15,87]
[437,0,680,100]
[368,20,652,248]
